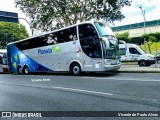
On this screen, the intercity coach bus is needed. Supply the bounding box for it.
[7,21,121,75]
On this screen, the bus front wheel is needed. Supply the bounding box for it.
[70,63,81,76]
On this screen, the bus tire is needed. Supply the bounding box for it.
[17,66,23,74]
[70,63,81,76]
[24,65,29,74]
[138,60,147,67]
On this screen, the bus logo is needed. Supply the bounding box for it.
[38,46,61,55]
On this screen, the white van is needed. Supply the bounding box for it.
[0,49,8,72]
[119,41,155,67]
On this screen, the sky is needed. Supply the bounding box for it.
[0,0,160,35]
[114,0,160,26]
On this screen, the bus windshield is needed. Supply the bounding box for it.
[94,22,114,37]
[101,38,118,59]
[95,22,119,59]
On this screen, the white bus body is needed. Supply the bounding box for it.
[119,42,155,66]
[7,21,121,75]
[0,49,8,72]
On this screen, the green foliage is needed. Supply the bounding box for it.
[140,42,160,55]
[130,37,143,45]
[141,33,160,54]
[141,32,160,42]
[146,36,157,54]
[0,22,29,48]
[15,0,131,32]
[115,32,130,43]
[148,36,157,42]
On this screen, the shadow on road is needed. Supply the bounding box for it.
[8,71,120,77]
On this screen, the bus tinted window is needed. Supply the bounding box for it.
[61,27,77,42]
[79,24,98,39]
[79,24,101,58]
[15,26,77,50]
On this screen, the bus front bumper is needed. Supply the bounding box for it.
[104,64,121,71]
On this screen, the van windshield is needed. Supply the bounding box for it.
[137,47,146,54]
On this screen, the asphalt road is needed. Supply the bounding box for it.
[0,73,160,120]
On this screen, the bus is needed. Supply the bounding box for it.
[0,49,8,72]
[7,21,121,75]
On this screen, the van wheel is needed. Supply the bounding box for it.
[138,60,147,67]
[17,66,23,74]
[24,66,29,74]
[70,63,81,75]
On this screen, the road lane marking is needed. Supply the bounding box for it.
[52,86,113,96]
[0,81,113,96]
[80,77,160,82]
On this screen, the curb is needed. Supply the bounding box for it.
[116,70,160,73]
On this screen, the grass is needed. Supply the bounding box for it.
[140,42,160,55]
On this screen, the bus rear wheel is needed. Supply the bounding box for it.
[70,63,81,76]
[24,66,29,74]
[17,66,23,74]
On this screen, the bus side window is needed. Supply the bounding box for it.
[79,24,98,39]
[79,24,101,58]
[92,42,102,58]
[63,27,77,42]
[54,28,71,43]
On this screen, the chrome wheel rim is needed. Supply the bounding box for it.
[73,66,80,75]
[25,67,29,74]
[19,67,22,74]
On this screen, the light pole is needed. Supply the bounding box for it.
[139,6,146,52]
[0,15,33,35]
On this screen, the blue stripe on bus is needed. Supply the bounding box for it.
[8,44,53,73]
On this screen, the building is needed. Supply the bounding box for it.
[0,11,19,48]
[0,11,18,23]
[112,19,160,37]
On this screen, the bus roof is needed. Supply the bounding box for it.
[7,20,102,45]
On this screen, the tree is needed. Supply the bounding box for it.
[141,32,160,42]
[115,32,130,43]
[147,36,157,54]
[0,22,29,48]
[15,0,131,32]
